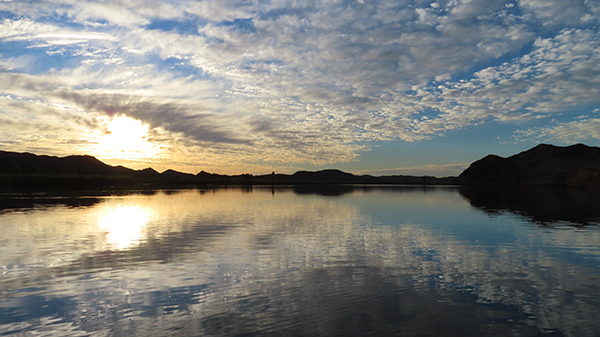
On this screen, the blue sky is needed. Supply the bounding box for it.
[1,0,599,176]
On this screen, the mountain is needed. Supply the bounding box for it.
[457,144,600,187]
[160,169,196,179]
[137,167,162,179]
[0,150,181,189]
[291,169,357,183]
[0,150,458,190]
[5,144,599,189]
[0,150,156,178]
[0,150,123,176]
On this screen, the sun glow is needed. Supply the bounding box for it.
[95,116,160,161]
[99,206,152,249]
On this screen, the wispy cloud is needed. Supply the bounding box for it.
[1,0,600,172]
[1,18,116,44]
[357,163,469,177]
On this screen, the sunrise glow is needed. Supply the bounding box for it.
[94,116,160,161]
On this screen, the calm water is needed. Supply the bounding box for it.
[1,186,600,337]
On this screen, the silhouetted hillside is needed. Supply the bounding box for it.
[0,150,162,177]
[137,167,161,179]
[0,150,458,190]
[457,144,600,187]
[0,151,125,176]
[7,144,599,190]
[160,169,196,179]
[291,169,355,182]
[0,151,165,189]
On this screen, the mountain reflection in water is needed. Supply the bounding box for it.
[459,186,600,227]
[0,187,599,336]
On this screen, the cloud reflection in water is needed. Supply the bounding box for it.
[0,187,599,336]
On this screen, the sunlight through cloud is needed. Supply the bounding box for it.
[93,115,160,161]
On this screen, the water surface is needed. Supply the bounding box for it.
[1,186,599,336]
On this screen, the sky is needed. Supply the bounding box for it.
[1,0,599,176]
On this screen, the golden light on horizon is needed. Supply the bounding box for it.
[93,115,160,161]
[99,205,152,249]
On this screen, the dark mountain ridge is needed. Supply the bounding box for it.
[0,150,454,189]
[2,143,599,189]
[0,150,147,177]
[457,143,600,187]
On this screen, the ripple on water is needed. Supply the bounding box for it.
[1,187,599,336]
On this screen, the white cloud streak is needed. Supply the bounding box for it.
[357,163,470,177]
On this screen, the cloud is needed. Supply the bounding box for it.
[519,0,599,27]
[0,71,365,166]
[514,116,600,143]
[57,91,250,144]
[0,58,17,71]
[357,163,470,177]
[0,18,116,44]
[394,28,600,137]
[1,0,600,170]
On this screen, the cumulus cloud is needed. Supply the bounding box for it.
[395,28,600,137]
[0,71,365,166]
[1,0,600,171]
[514,116,600,143]
[519,0,599,27]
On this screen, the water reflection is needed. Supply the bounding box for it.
[98,206,151,249]
[0,195,101,212]
[459,186,600,227]
[288,184,445,197]
[0,187,599,336]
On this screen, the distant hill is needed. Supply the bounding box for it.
[292,169,356,182]
[457,144,600,187]
[0,150,165,189]
[0,150,456,190]
[160,169,196,180]
[193,168,454,185]
[4,144,600,189]
[0,150,151,178]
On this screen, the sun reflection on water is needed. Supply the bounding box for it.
[98,206,151,249]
